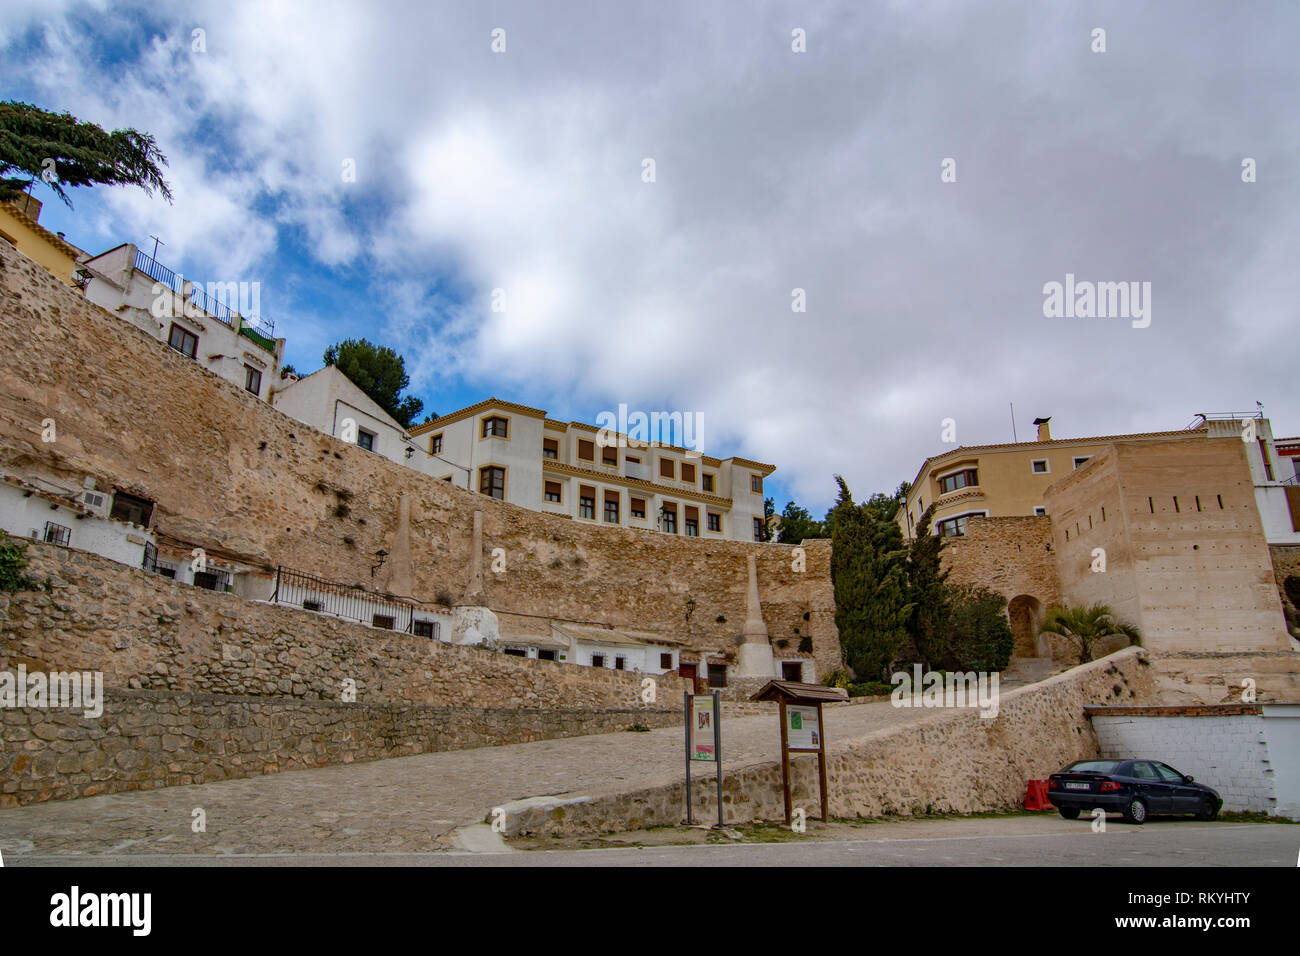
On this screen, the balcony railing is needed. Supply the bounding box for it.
[133,248,276,337]
[270,565,446,637]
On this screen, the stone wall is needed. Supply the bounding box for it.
[0,688,680,807]
[0,241,838,672]
[2,541,688,710]
[502,648,1155,836]
[1269,544,1300,640]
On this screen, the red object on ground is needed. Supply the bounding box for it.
[1024,779,1052,811]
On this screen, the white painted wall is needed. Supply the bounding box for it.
[0,481,152,567]
[1092,712,1296,817]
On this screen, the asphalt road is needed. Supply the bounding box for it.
[7,819,1293,866]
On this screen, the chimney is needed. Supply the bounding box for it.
[1033,417,1052,442]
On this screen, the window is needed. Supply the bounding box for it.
[662,503,677,534]
[372,614,395,630]
[544,480,562,503]
[660,653,673,669]
[684,505,699,537]
[602,445,618,466]
[578,439,595,461]
[413,620,436,638]
[936,511,986,538]
[630,497,646,519]
[1073,456,1092,469]
[659,457,675,479]
[356,429,375,451]
[579,486,596,519]
[937,468,978,494]
[750,475,762,493]
[1031,459,1049,474]
[626,455,641,464]
[110,491,154,527]
[707,512,721,532]
[431,433,444,455]
[702,473,715,493]
[538,649,556,661]
[592,654,606,668]
[302,600,322,612]
[193,569,229,591]
[543,437,558,459]
[244,365,262,395]
[615,656,626,670]
[479,466,505,499]
[167,323,198,358]
[681,463,696,483]
[482,416,508,438]
[1034,506,1047,516]
[708,663,727,688]
[604,491,620,523]
[42,521,71,546]
[503,647,526,657]
[753,517,763,541]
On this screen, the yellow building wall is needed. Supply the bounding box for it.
[0,204,79,285]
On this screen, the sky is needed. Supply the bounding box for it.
[3,0,1297,514]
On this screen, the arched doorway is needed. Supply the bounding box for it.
[1007,594,1044,659]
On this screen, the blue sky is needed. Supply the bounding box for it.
[4,0,1298,515]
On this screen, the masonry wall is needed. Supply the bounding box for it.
[503,648,1156,835]
[1,542,688,710]
[1046,439,1291,656]
[1088,705,1283,816]
[0,240,838,672]
[0,688,680,807]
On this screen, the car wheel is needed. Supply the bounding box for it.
[1195,797,1219,822]
[1058,808,1081,820]
[1122,798,1147,825]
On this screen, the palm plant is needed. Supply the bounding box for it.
[1038,603,1141,664]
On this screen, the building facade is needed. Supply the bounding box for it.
[0,195,83,286]
[81,243,284,401]
[410,398,775,542]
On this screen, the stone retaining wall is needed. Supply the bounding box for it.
[0,688,680,806]
[501,648,1154,836]
[2,541,688,710]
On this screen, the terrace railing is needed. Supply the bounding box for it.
[133,248,276,337]
[271,565,431,634]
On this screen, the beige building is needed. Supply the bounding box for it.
[409,399,775,542]
[0,194,84,285]
[900,414,1300,546]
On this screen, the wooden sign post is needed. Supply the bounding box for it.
[751,680,847,825]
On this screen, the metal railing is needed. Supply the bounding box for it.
[271,565,439,635]
[1185,411,1263,430]
[133,248,276,336]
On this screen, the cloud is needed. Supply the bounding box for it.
[3,0,1297,510]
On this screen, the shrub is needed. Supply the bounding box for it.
[945,586,1015,672]
[0,532,47,593]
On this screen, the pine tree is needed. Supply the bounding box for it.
[0,101,171,206]
[906,504,950,667]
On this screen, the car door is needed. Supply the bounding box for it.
[1155,763,1202,812]
[1128,761,1172,812]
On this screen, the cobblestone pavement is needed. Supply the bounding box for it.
[0,699,947,858]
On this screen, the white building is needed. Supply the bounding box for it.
[498,623,684,673]
[409,398,775,542]
[80,243,284,401]
[1191,413,1300,545]
[0,472,154,568]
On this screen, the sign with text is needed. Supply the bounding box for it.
[690,694,717,761]
[786,704,821,751]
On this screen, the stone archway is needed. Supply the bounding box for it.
[1007,594,1044,659]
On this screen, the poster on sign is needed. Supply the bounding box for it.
[786,704,821,751]
[690,694,717,761]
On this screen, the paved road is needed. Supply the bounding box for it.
[5,819,1291,866]
[0,700,944,858]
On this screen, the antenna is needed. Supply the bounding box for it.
[1010,402,1017,442]
[148,235,164,260]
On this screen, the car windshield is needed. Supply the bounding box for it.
[1065,760,1124,774]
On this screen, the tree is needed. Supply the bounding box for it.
[906,504,950,666]
[0,101,172,206]
[829,476,912,681]
[761,496,775,541]
[775,500,826,543]
[323,338,424,428]
[1038,603,1142,665]
[944,585,1015,671]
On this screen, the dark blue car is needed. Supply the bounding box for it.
[1047,759,1222,824]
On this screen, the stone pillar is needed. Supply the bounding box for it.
[381,492,414,598]
[452,510,498,646]
[735,553,776,679]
